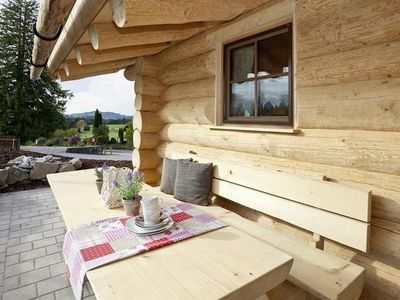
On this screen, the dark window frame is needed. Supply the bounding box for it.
[223,23,293,126]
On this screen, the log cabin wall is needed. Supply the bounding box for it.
[133,0,400,298]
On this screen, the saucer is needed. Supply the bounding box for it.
[126,217,174,236]
[135,214,169,229]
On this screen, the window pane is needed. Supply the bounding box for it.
[258,76,289,116]
[258,31,289,76]
[230,44,255,81]
[230,81,255,117]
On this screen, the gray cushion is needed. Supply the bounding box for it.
[174,161,213,206]
[160,158,192,194]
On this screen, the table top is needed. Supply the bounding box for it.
[48,169,293,300]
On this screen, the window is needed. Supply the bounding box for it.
[223,24,292,126]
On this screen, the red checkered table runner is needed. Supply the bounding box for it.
[63,203,227,299]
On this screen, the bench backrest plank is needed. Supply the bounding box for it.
[164,151,371,252]
[213,162,371,222]
[212,178,370,252]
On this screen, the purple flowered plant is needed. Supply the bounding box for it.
[114,169,144,200]
[95,163,108,181]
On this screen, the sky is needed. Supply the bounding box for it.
[60,71,134,115]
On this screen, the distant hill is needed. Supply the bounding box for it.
[65,111,133,120]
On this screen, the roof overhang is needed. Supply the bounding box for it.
[31,0,270,82]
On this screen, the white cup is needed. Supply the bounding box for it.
[141,196,163,225]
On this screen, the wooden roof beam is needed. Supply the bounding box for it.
[56,67,122,82]
[88,22,217,50]
[47,0,108,75]
[110,0,269,28]
[74,43,169,65]
[63,58,137,78]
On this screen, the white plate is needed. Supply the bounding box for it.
[126,218,175,236]
[135,214,169,229]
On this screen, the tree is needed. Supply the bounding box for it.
[118,127,124,143]
[76,119,86,131]
[0,0,72,142]
[125,121,133,146]
[92,109,103,134]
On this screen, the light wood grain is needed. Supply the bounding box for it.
[74,43,168,65]
[133,111,164,133]
[134,75,165,96]
[64,58,137,78]
[110,0,268,28]
[132,148,162,170]
[163,77,215,102]
[47,1,108,75]
[134,94,163,112]
[159,51,215,86]
[212,178,370,252]
[88,22,216,50]
[47,170,293,300]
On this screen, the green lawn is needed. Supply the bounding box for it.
[80,124,124,140]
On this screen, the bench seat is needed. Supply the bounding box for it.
[148,187,365,300]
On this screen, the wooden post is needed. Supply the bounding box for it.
[132,56,165,185]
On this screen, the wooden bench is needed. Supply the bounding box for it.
[161,154,371,300]
[47,170,293,300]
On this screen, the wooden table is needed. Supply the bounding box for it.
[48,170,293,300]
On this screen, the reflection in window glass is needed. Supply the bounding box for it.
[230,44,255,81]
[258,76,289,116]
[230,81,255,117]
[258,32,289,75]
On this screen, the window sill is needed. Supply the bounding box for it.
[210,125,299,134]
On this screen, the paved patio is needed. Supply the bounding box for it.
[0,188,96,300]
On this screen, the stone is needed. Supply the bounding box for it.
[30,162,59,180]
[69,158,82,169]
[57,164,75,173]
[43,155,53,162]
[13,166,30,173]
[0,168,9,186]
[22,156,35,165]
[18,162,32,169]
[7,156,25,166]
[6,167,29,185]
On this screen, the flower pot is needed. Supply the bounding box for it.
[122,196,142,217]
[96,180,103,194]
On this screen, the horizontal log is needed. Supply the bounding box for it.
[110,0,268,27]
[135,56,164,77]
[158,33,214,66]
[297,40,400,88]
[47,1,107,75]
[159,51,215,86]
[141,168,161,184]
[163,77,215,101]
[159,124,400,175]
[297,78,400,131]
[134,94,163,112]
[133,148,162,169]
[74,43,169,65]
[133,111,164,133]
[64,58,137,78]
[30,0,75,79]
[134,75,165,96]
[296,0,400,60]
[88,22,215,50]
[133,130,160,150]
[158,98,214,124]
[157,142,400,222]
[56,68,120,82]
[124,65,136,81]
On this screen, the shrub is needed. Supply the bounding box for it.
[66,128,80,137]
[93,124,109,137]
[35,137,47,145]
[125,121,133,145]
[81,137,92,146]
[109,137,118,144]
[44,137,64,146]
[67,135,81,145]
[52,129,66,139]
[83,125,90,131]
[96,135,109,145]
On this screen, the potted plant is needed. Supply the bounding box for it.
[113,170,144,216]
[95,163,108,194]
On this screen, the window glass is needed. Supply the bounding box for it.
[230,44,255,81]
[258,76,289,116]
[258,32,289,76]
[230,81,255,117]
